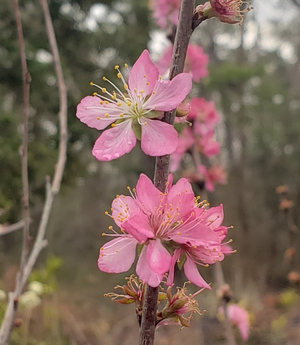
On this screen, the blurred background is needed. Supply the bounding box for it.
[1,0,300,344]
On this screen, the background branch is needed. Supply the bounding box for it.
[0,0,68,342]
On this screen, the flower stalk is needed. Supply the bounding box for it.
[139,1,196,344]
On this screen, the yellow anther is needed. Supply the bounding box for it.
[117,72,122,78]
[102,88,107,93]
[117,102,121,107]
[115,65,119,69]
[90,82,94,86]
[126,101,132,106]
[177,232,181,235]
[111,123,115,127]
[140,90,144,93]
[104,101,109,104]
[120,113,124,117]
[108,226,113,230]
[104,113,109,117]
[96,117,100,120]
[124,84,128,90]
[105,211,109,215]
[100,101,103,105]
[124,63,128,68]
[93,92,97,96]
[146,82,150,85]
[144,121,148,125]
[102,76,107,81]
[152,91,156,95]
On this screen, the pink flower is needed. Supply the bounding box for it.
[188,98,220,127]
[196,0,250,25]
[167,205,230,289]
[199,165,227,192]
[76,50,192,161]
[150,0,181,29]
[157,44,209,82]
[219,304,250,340]
[98,174,230,288]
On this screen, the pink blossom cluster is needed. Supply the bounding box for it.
[171,97,226,191]
[98,174,231,288]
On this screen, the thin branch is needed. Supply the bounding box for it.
[139,2,195,345]
[0,220,27,236]
[12,0,31,283]
[0,0,68,342]
[39,0,68,194]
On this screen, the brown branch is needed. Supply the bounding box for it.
[139,1,195,345]
[39,0,68,194]
[0,0,68,343]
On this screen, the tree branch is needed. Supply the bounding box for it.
[139,2,195,345]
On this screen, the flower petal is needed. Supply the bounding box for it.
[136,246,164,287]
[128,50,159,96]
[146,240,172,274]
[143,73,192,111]
[166,249,181,286]
[202,205,224,228]
[111,195,139,227]
[121,209,154,243]
[140,118,178,156]
[76,96,120,130]
[135,174,163,215]
[184,255,211,289]
[92,121,136,161]
[98,236,137,273]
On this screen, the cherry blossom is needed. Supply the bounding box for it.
[76,50,192,161]
[98,174,230,288]
[149,0,181,29]
[196,0,251,25]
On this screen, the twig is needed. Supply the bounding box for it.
[0,0,68,343]
[139,2,195,345]
[0,220,27,236]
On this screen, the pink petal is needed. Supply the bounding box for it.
[121,209,154,243]
[128,50,159,97]
[166,249,181,286]
[184,255,211,289]
[76,96,119,130]
[98,236,138,273]
[143,73,192,111]
[140,118,178,156]
[146,240,172,274]
[135,174,163,215]
[202,205,224,228]
[92,121,136,161]
[166,178,195,221]
[111,195,139,227]
[136,246,164,287]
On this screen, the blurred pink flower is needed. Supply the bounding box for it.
[99,174,230,288]
[188,98,220,126]
[196,0,249,25]
[197,130,220,157]
[199,165,227,192]
[219,304,250,340]
[157,44,209,82]
[170,127,194,172]
[76,50,192,161]
[150,0,181,29]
